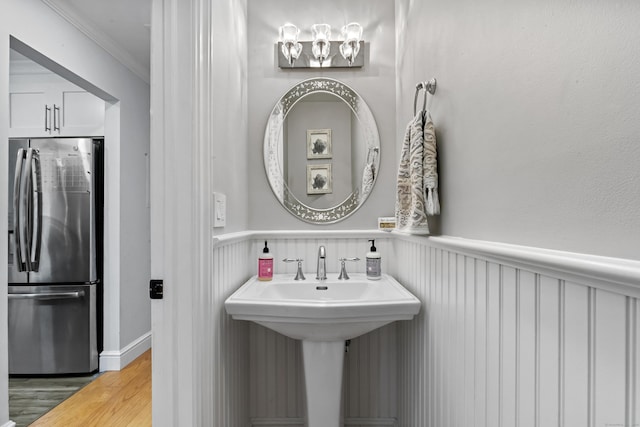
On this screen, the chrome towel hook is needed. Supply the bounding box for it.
[413,78,437,116]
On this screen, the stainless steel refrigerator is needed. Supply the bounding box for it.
[8,137,101,374]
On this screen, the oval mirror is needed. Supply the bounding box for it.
[264,78,380,224]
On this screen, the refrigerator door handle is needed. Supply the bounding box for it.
[21,148,35,272]
[30,149,42,271]
[8,291,84,300]
[13,148,26,272]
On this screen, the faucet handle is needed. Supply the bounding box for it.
[338,257,360,280]
[282,258,306,281]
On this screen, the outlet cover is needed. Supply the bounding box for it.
[213,192,226,227]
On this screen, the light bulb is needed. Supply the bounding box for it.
[311,24,332,67]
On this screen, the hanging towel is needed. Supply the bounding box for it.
[360,149,376,199]
[423,111,440,215]
[395,110,440,234]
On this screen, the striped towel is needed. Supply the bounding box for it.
[395,110,440,234]
[360,148,377,200]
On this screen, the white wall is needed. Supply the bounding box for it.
[210,0,250,234]
[247,0,396,231]
[0,0,150,423]
[149,0,249,424]
[396,0,640,261]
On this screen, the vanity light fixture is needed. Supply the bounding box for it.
[279,23,303,67]
[276,22,365,69]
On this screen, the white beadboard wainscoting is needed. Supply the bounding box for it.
[393,234,640,427]
[205,230,640,427]
[197,235,254,426]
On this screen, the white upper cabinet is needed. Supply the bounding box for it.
[9,71,105,138]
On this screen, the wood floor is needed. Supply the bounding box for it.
[30,350,151,427]
[10,374,99,426]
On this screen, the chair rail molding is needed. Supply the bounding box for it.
[422,234,640,297]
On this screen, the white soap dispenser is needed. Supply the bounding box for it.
[366,239,381,280]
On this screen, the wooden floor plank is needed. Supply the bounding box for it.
[30,350,152,427]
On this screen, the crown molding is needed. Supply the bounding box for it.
[41,0,150,83]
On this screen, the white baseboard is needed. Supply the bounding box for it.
[99,331,151,371]
[250,418,396,427]
[2,421,17,427]
[250,419,304,427]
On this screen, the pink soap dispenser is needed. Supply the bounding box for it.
[258,241,274,281]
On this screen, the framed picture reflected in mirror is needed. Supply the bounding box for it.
[307,129,332,159]
[307,164,332,194]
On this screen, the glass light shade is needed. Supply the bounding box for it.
[311,23,331,42]
[279,24,302,66]
[341,22,363,43]
[279,23,300,44]
[311,24,332,66]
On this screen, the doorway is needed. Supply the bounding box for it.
[6,45,106,425]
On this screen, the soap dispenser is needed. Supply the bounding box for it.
[366,239,381,280]
[258,241,274,281]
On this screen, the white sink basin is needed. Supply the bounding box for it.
[226,272,420,427]
[224,273,421,341]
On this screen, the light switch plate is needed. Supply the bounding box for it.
[213,192,226,227]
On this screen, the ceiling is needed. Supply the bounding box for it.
[41,0,151,82]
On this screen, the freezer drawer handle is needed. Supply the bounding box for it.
[8,291,84,300]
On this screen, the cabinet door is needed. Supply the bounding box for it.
[8,85,50,137]
[58,89,105,136]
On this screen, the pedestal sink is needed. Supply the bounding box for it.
[225,273,421,427]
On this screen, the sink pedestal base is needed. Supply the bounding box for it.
[302,340,345,427]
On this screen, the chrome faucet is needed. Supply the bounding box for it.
[316,245,327,281]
